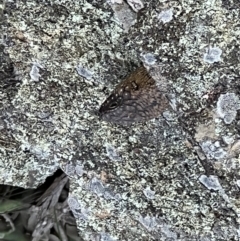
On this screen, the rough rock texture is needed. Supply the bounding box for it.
[0,0,240,240]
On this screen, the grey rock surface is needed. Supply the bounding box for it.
[0,0,240,240]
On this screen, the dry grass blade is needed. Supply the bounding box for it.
[0,171,81,241]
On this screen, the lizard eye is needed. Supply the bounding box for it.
[108,102,118,109]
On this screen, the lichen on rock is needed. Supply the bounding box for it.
[1,0,240,240]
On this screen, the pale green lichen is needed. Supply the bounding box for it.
[1,0,240,240]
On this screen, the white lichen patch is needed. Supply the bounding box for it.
[105,143,121,162]
[100,232,116,241]
[103,188,120,200]
[158,9,173,23]
[63,161,85,177]
[76,65,94,80]
[30,62,44,82]
[68,195,91,221]
[68,195,81,210]
[89,177,105,196]
[138,215,158,231]
[20,140,51,160]
[222,135,234,145]
[110,0,123,4]
[110,0,137,32]
[143,186,155,199]
[75,163,85,176]
[88,177,120,201]
[138,215,178,239]
[141,53,157,65]
[216,93,240,124]
[127,0,144,12]
[201,139,226,160]
[64,163,76,177]
[159,222,178,240]
[199,175,222,191]
[203,46,222,64]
